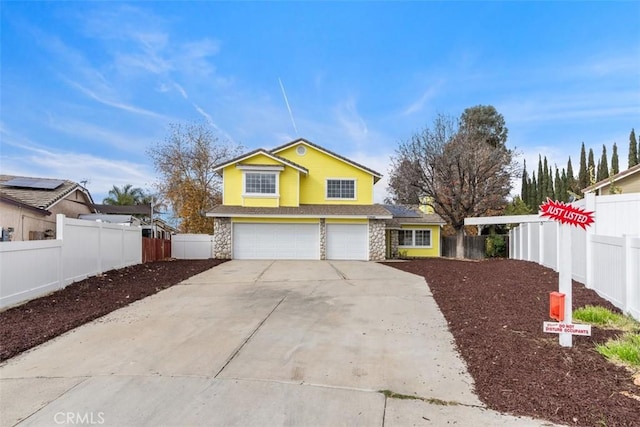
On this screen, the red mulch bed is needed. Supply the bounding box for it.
[0,259,225,362]
[383,258,640,427]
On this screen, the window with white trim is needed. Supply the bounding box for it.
[326,179,355,199]
[245,172,277,195]
[398,229,432,247]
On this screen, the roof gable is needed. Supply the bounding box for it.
[213,149,308,173]
[0,175,94,210]
[582,163,640,193]
[271,138,383,182]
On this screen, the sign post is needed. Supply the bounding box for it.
[540,198,595,348]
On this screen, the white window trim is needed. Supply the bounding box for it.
[242,171,280,197]
[398,229,433,248]
[325,178,357,200]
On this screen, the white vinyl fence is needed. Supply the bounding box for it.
[0,214,141,309]
[509,193,640,320]
[171,234,213,259]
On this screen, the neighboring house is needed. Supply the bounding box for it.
[0,175,94,241]
[91,204,176,239]
[384,205,446,258]
[206,138,392,260]
[582,163,640,195]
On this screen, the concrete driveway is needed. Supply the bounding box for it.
[1,261,553,426]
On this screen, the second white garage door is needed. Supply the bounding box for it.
[326,223,369,260]
[233,223,319,259]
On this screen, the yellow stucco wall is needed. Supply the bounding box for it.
[398,224,441,258]
[275,143,374,205]
[222,153,300,207]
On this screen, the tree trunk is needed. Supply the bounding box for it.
[455,228,465,259]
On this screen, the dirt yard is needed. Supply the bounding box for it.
[384,258,639,427]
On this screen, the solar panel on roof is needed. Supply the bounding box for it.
[2,177,65,190]
[383,204,421,218]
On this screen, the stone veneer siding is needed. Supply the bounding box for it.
[368,219,386,261]
[213,217,232,259]
[389,229,399,259]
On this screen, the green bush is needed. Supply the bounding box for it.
[485,234,507,258]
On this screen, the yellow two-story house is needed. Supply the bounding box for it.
[207,138,393,260]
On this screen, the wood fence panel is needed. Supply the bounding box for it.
[142,237,171,263]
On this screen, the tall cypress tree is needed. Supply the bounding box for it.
[597,145,609,181]
[547,164,554,200]
[521,160,529,208]
[560,168,568,202]
[578,142,588,190]
[537,155,544,204]
[531,172,538,208]
[566,157,576,193]
[587,148,596,185]
[630,128,639,168]
[542,156,549,199]
[611,143,619,175]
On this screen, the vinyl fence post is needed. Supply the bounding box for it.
[56,214,65,290]
[585,193,596,289]
[623,235,633,315]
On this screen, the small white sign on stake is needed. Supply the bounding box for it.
[543,322,591,337]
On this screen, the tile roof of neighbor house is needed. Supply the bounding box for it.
[212,148,309,173]
[271,138,383,181]
[582,163,640,194]
[0,191,52,215]
[0,175,93,210]
[207,204,393,219]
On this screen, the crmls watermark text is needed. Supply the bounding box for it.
[54,412,105,425]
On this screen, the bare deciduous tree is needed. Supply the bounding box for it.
[148,122,243,233]
[388,108,517,258]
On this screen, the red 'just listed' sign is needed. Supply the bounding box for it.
[540,198,595,229]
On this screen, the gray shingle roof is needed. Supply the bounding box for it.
[207,204,392,219]
[0,175,93,210]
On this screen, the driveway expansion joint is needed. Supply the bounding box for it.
[214,295,286,378]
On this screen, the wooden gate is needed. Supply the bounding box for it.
[441,235,488,259]
[142,237,171,263]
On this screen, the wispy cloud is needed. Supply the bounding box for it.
[334,97,368,145]
[402,81,443,116]
[1,138,156,201]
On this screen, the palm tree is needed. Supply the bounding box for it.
[102,184,145,205]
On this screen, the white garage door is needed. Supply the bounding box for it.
[326,224,369,260]
[233,223,319,259]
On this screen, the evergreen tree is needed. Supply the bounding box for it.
[597,145,609,181]
[578,142,588,189]
[531,172,538,208]
[611,143,619,175]
[566,157,576,193]
[542,156,549,199]
[521,160,529,207]
[547,164,554,200]
[630,128,639,168]
[587,148,596,185]
[537,156,544,205]
[560,168,568,202]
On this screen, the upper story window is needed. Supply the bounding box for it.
[326,179,356,199]
[245,172,277,195]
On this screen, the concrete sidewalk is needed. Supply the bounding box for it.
[1,261,557,426]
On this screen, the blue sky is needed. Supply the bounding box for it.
[1,1,639,204]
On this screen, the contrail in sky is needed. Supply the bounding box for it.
[279,77,299,136]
